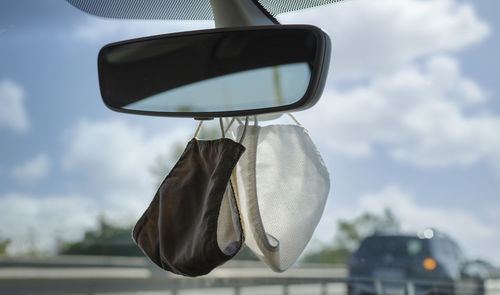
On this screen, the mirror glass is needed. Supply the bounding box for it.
[98,26,327,117]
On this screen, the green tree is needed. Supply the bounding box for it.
[334,208,400,251]
[59,215,142,256]
[0,237,10,256]
[302,208,400,264]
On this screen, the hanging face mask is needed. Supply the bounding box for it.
[133,118,248,277]
[234,114,330,272]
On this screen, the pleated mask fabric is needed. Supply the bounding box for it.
[133,119,247,277]
[235,120,330,272]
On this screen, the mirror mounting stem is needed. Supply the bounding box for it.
[210,0,278,28]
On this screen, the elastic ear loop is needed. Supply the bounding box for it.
[236,115,257,129]
[234,116,280,257]
[244,116,281,261]
[234,113,300,126]
[193,120,204,138]
[224,118,237,141]
[219,117,225,138]
[238,116,249,143]
[225,116,249,242]
[193,118,227,139]
[194,117,249,140]
[230,114,299,254]
[287,112,302,126]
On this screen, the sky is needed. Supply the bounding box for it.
[0,0,499,264]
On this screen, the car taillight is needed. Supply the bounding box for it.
[423,257,437,271]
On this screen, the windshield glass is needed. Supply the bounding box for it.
[1,0,499,294]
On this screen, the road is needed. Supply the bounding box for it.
[0,256,499,295]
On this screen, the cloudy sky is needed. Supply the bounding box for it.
[1,0,499,264]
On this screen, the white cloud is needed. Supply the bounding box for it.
[299,55,500,167]
[280,0,490,81]
[11,153,51,182]
[0,192,99,255]
[74,17,213,43]
[314,186,500,263]
[62,119,192,214]
[356,186,497,240]
[0,79,29,132]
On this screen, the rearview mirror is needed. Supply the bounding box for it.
[98,25,330,118]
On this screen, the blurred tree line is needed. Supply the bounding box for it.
[59,215,142,256]
[58,214,259,259]
[0,237,10,255]
[301,208,400,264]
[58,208,399,262]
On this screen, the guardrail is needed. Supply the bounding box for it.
[0,256,499,295]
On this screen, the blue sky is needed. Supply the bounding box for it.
[1,0,499,264]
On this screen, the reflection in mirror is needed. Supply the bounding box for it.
[125,63,310,112]
[98,26,329,117]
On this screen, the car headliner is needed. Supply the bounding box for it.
[66,0,345,20]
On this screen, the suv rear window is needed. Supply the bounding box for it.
[356,236,430,262]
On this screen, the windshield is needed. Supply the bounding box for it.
[1,0,499,295]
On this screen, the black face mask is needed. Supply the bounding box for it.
[133,118,248,277]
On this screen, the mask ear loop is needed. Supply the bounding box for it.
[224,118,238,141]
[237,116,249,144]
[287,112,302,126]
[193,120,204,139]
[227,116,248,244]
[219,117,226,138]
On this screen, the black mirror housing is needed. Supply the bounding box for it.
[98,25,330,118]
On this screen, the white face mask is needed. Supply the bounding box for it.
[234,115,330,272]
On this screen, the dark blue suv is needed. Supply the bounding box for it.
[347,231,484,295]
